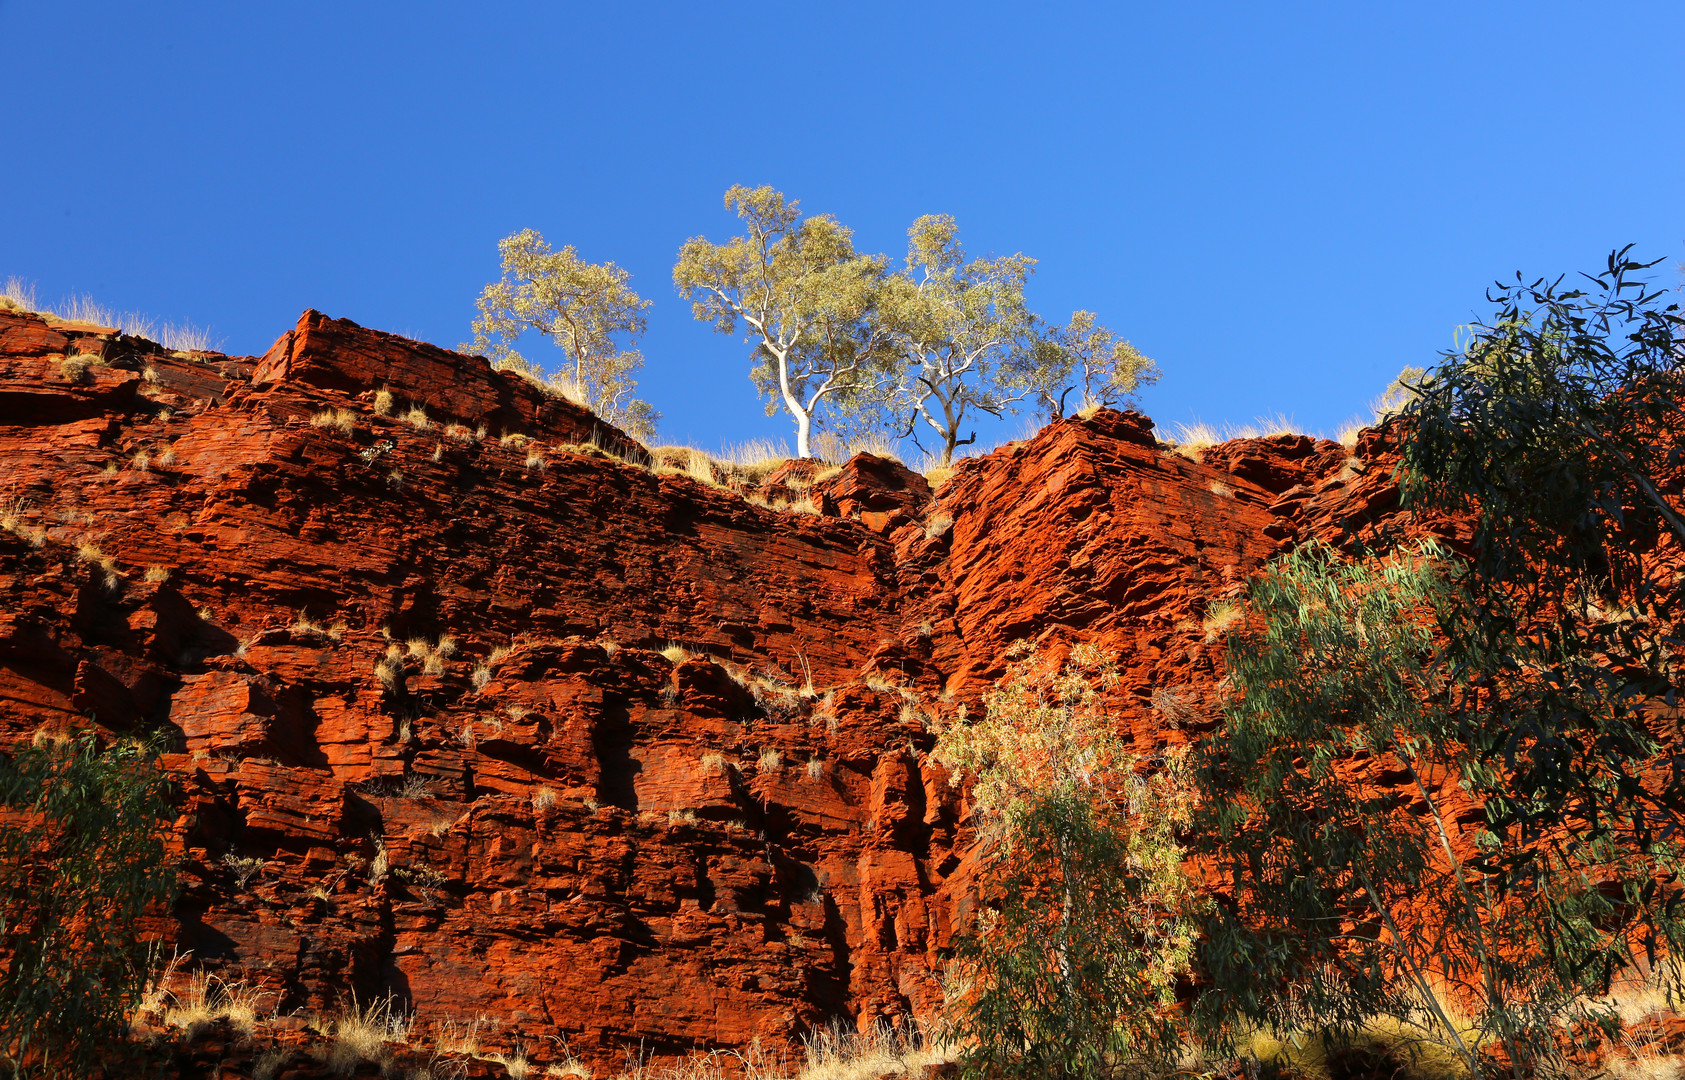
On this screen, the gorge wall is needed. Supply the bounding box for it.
[0,306,1416,1073]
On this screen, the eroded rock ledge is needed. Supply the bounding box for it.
[0,306,1412,1073]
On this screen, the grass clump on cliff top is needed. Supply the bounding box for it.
[3,277,220,349]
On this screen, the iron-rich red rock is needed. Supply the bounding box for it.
[0,305,1405,1075]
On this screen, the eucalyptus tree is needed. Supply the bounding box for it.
[1014,310,1161,420]
[1397,246,1685,913]
[466,228,659,441]
[674,186,895,459]
[877,215,1039,465]
[1192,251,1685,1075]
[1191,542,1682,1077]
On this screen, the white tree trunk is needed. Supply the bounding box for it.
[771,344,816,458]
[793,406,813,459]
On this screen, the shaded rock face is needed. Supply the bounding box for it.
[0,307,1404,1070]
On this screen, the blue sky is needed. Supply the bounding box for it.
[3,2,1681,456]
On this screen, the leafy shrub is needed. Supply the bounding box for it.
[933,643,1201,1080]
[0,734,176,1076]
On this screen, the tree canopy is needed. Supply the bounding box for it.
[1188,250,1685,1075]
[674,186,895,459]
[467,228,659,441]
[0,734,177,1077]
[876,215,1039,464]
[1011,309,1160,421]
[934,643,1201,1080]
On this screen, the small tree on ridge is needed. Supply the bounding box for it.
[466,228,659,441]
[1013,310,1160,420]
[674,186,895,459]
[877,215,1039,465]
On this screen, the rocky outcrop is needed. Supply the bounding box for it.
[0,306,1397,1073]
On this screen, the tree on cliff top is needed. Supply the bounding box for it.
[1012,310,1161,421]
[466,229,659,441]
[674,186,896,459]
[875,216,1041,465]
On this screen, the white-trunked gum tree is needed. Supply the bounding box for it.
[674,185,896,459]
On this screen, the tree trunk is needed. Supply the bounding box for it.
[794,407,813,460]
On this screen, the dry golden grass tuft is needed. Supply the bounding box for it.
[404,406,430,430]
[861,671,909,696]
[372,389,395,416]
[608,1021,954,1080]
[0,499,46,548]
[60,353,100,382]
[1202,600,1244,642]
[1163,420,1220,455]
[525,449,548,472]
[812,430,904,465]
[1208,479,1236,499]
[75,539,121,590]
[1,277,39,312]
[430,1016,490,1060]
[1163,415,1307,459]
[143,957,272,1045]
[715,438,791,482]
[311,408,356,435]
[374,652,403,690]
[652,446,725,488]
[322,994,410,1076]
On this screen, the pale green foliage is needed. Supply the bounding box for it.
[933,643,1202,1079]
[1013,310,1160,420]
[937,641,1124,820]
[467,228,659,441]
[674,186,895,458]
[1373,364,1427,420]
[877,216,1039,464]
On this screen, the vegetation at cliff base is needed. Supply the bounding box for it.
[933,644,1202,1080]
[927,248,1685,1080]
[0,733,176,1078]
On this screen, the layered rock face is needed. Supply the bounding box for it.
[0,307,1407,1071]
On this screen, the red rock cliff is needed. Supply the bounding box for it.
[0,307,1410,1072]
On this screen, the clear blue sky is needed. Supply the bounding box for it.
[3,2,1681,455]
